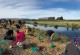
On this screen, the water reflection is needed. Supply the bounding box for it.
[67,27,69,30]
[71,27,78,31]
[72,27,75,31]
[44,24,47,27]
[33,24,37,27]
[54,26,58,29]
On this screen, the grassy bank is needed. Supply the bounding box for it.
[0,21,79,55]
[19,26,68,55]
[31,27,68,43]
[27,21,80,28]
[0,24,70,55]
[24,27,68,55]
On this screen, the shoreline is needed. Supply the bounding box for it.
[26,21,80,28]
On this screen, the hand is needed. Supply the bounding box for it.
[9,46,12,48]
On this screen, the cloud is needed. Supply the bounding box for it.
[22,8,80,20]
[0,4,80,20]
[47,0,80,3]
[0,0,79,20]
[0,0,38,8]
[49,0,69,2]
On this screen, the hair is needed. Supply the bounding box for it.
[68,38,71,41]
[76,36,78,37]
[16,29,19,33]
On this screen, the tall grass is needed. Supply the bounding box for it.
[27,21,80,28]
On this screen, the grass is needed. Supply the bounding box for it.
[27,21,80,28]
[31,27,68,44]
[24,27,68,55]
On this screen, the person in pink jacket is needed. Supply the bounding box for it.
[9,30,26,48]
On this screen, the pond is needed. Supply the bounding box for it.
[25,24,80,40]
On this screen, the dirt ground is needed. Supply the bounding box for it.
[0,26,67,55]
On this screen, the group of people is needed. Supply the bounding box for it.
[0,19,14,28]
[65,37,80,55]
[3,24,34,49]
[0,19,26,48]
[3,27,55,49]
[0,19,24,29]
[1,20,80,55]
[45,30,80,55]
[4,28,26,48]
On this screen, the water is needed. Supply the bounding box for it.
[25,24,80,39]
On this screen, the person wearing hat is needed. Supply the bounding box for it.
[9,30,26,48]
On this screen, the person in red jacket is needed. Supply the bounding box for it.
[9,30,26,48]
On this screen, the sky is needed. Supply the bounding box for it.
[0,0,80,19]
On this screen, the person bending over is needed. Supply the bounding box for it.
[9,30,26,48]
[4,28,14,40]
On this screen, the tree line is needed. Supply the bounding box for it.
[28,16,64,21]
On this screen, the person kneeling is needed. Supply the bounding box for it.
[9,30,26,48]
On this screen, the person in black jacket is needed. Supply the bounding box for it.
[45,30,55,38]
[18,20,22,27]
[4,28,14,40]
[15,24,21,29]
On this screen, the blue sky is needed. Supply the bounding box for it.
[0,0,80,19]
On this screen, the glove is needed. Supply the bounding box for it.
[9,46,12,48]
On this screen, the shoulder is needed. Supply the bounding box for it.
[16,34,19,37]
[19,32,23,34]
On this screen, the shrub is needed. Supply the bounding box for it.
[54,25,58,29]
[53,34,60,41]
[34,22,38,25]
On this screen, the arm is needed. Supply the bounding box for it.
[12,35,19,46]
[50,33,54,40]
